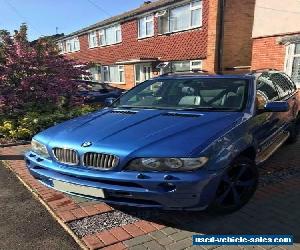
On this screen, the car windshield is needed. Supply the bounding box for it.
[113,78,249,111]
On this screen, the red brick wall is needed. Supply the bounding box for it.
[251,36,286,71]
[222,0,255,70]
[62,0,209,88]
[66,2,208,65]
[204,0,219,73]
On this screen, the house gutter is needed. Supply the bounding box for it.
[216,0,225,74]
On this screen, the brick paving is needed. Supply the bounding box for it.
[0,140,300,250]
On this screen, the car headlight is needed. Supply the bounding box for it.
[31,139,50,158]
[126,157,208,172]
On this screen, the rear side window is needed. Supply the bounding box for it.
[269,73,292,99]
[256,73,279,101]
[281,73,297,92]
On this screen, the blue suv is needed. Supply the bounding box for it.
[25,70,299,213]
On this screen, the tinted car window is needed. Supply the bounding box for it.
[281,73,297,92]
[256,73,279,101]
[114,78,249,111]
[269,73,292,99]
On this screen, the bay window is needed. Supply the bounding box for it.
[103,66,110,82]
[102,65,125,83]
[88,65,102,82]
[99,24,122,46]
[285,43,300,87]
[138,15,154,38]
[158,0,202,34]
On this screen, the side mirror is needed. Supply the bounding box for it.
[264,101,290,112]
[104,97,116,106]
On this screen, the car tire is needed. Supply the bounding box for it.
[287,121,299,144]
[208,156,258,215]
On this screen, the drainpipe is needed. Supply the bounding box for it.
[216,0,225,74]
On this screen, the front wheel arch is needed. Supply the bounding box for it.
[208,155,259,214]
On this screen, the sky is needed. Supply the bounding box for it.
[0,0,145,41]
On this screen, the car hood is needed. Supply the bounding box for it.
[37,108,243,158]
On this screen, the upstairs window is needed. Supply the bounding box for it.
[66,37,80,53]
[99,24,122,46]
[285,43,300,87]
[57,41,66,54]
[73,37,80,51]
[158,0,202,34]
[138,15,154,38]
[88,31,99,48]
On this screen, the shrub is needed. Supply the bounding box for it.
[0,104,98,140]
[0,24,88,117]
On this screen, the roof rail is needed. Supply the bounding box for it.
[161,69,209,76]
[249,68,280,74]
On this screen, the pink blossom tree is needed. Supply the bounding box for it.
[0,24,88,116]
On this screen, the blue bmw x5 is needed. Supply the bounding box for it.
[25,70,299,213]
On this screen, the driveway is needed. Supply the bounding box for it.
[0,162,80,250]
[0,138,300,249]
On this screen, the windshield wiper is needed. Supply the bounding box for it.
[116,105,159,110]
[115,105,136,109]
[180,107,238,111]
[116,106,238,112]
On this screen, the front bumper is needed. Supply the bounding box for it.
[25,151,222,210]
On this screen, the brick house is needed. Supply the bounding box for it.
[251,0,300,87]
[57,0,255,89]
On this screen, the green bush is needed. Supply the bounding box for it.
[0,104,99,140]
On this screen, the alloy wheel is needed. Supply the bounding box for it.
[215,162,258,209]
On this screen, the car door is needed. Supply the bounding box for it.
[253,72,282,151]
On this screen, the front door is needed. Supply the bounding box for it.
[135,63,152,85]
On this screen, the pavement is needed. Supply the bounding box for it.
[0,161,79,250]
[0,140,300,250]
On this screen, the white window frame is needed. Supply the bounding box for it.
[171,59,202,72]
[73,37,80,51]
[284,43,300,86]
[88,31,99,48]
[65,37,80,53]
[99,24,122,46]
[190,0,202,28]
[167,0,203,33]
[66,39,72,53]
[134,63,153,84]
[190,60,202,70]
[57,41,66,54]
[86,65,102,82]
[138,15,154,39]
[118,65,125,83]
[102,65,125,84]
[102,66,110,82]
